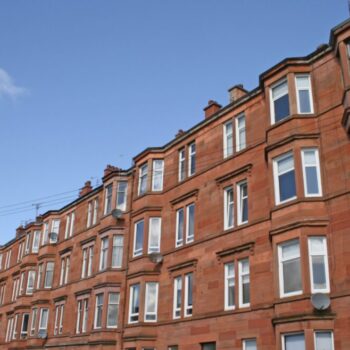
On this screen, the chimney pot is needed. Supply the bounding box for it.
[79,180,93,197]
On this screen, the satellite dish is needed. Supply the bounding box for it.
[38,330,47,339]
[112,209,123,219]
[311,293,330,310]
[149,252,163,264]
[48,232,58,243]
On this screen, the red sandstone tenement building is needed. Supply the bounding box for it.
[1,18,350,350]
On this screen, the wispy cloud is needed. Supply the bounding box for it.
[0,68,28,99]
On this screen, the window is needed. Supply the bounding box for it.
[173,276,182,319]
[243,339,257,350]
[224,262,235,310]
[37,263,43,289]
[116,181,128,211]
[25,233,31,254]
[20,313,29,339]
[112,235,124,268]
[93,198,99,225]
[188,142,196,176]
[99,237,109,271]
[76,298,89,334]
[224,187,234,230]
[278,240,302,297]
[283,333,305,350]
[273,152,296,204]
[144,282,158,322]
[87,201,93,228]
[184,273,193,317]
[54,304,64,335]
[26,270,36,295]
[178,148,186,181]
[12,314,18,339]
[129,284,140,323]
[238,259,250,307]
[133,220,144,257]
[42,222,49,245]
[186,203,195,243]
[138,164,148,195]
[0,283,6,305]
[0,253,2,270]
[82,245,94,278]
[201,343,216,350]
[64,211,75,238]
[308,237,330,293]
[32,231,41,253]
[152,160,164,191]
[271,79,290,123]
[5,317,14,342]
[19,271,25,295]
[301,148,322,197]
[223,121,233,158]
[175,208,184,247]
[314,331,334,350]
[17,241,24,262]
[237,181,248,225]
[59,255,70,286]
[44,262,54,288]
[168,346,178,350]
[5,249,11,269]
[50,219,60,243]
[236,114,246,152]
[12,278,19,301]
[94,293,104,329]
[104,184,113,215]
[148,218,161,254]
[38,308,49,336]
[107,292,120,328]
[296,75,313,114]
[30,308,38,336]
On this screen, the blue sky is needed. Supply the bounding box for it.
[0,0,346,244]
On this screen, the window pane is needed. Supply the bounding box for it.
[305,167,319,194]
[176,209,184,245]
[312,256,327,289]
[202,343,216,350]
[279,170,296,202]
[272,80,288,98]
[298,90,311,113]
[244,339,257,350]
[284,334,305,350]
[134,221,144,255]
[187,204,195,242]
[274,94,290,122]
[224,122,233,157]
[149,218,161,253]
[315,332,333,350]
[283,258,302,294]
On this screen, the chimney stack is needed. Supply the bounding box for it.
[203,100,222,119]
[228,84,248,103]
[79,181,93,197]
[104,164,120,178]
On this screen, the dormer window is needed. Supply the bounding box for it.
[270,78,290,123]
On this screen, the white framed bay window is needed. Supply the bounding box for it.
[224,262,235,310]
[144,282,159,322]
[301,148,322,197]
[295,74,314,114]
[148,217,162,254]
[224,187,234,230]
[128,284,140,323]
[152,160,164,191]
[223,121,233,158]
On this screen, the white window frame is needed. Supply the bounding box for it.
[175,208,184,247]
[25,233,31,254]
[44,262,54,289]
[20,313,30,339]
[173,276,182,319]
[273,152,297,205]
[270,78,289,124]
[235,113,246,152]
[314,331,334,350]
[237,180,248,225]
[184,273,193,317]
[282,332,305,350]
[30,308,38,336]
[26,270,36,295]
[224,262,235,311]
[87,201,93,228]
[278,240,302,298]
[243,339,257,350]
[295,74,314,114]
[104,184,113,215]
[301,148,322,197]
[107,292,120,328]
[138,163,148,195]
[99,237,109,271]
[144,282,159,322]
[224,186,234,230]
[12,314,18,340]
[41,222,49,246]
[223,121,233,158]
[178,148,186,181]
[94,293,104,329]
[238,258,250,308]
[128,284,140,324]
[152,160,164,191]
[133,220,144,257]
[32,230,41,253]
[116,181,128,211]
[111,235,124,268]
[38,308,49,332]
[93,198,99,225]
[50,219,60,243]
[308,236,330,293]
[188,142,196,176]
[148,217,162,254]
[185,203,195,243]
